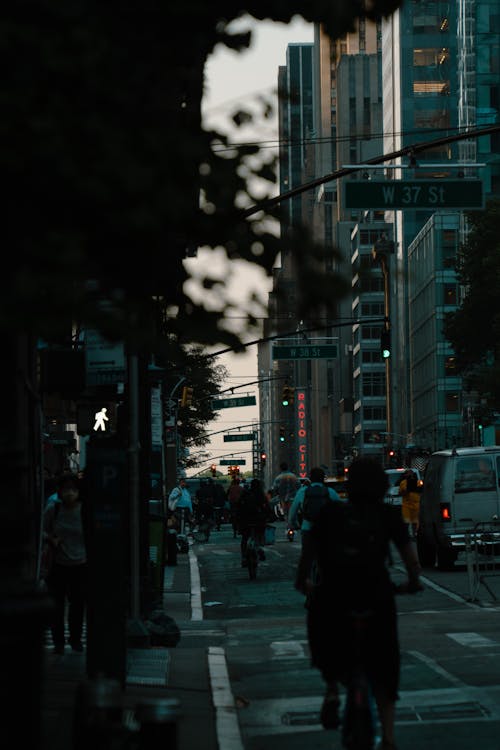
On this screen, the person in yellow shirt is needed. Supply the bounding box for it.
[399,469,420,537]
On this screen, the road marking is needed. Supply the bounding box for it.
[189,547,203,621]
[394,565,483,609]
[208,646,245,750]
[408,650,467,687]
[446,632,498,648]
[270,640,306,659]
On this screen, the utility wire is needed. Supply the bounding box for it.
[241,123,500,218]
[210,125,483,154]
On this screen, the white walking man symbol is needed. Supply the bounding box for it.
[93,407,109,432]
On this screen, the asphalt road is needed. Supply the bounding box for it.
[187,523,500,750]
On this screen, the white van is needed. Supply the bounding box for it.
[418,446,500,569]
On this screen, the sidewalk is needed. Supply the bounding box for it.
[41,549,219,750]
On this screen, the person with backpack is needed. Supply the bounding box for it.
[305,457,423,750]
[289,467,342,593]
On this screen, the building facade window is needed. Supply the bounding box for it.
[445,392,460,412]
[443,284,457,306]
[444,356,457,376]
[362,372,386,397]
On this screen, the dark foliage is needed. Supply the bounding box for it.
[444,199,500,409]
[2,0,403,349]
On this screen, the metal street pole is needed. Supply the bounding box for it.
[164,377,185,492]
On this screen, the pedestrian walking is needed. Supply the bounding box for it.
[305,457,423,749]
[398,469,421,537]
[166,478,193,565]
[42,473,88,654]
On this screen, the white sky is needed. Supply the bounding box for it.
[185,14,314,476]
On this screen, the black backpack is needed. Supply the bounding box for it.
[302,484,330,523]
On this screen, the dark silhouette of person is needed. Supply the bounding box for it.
[305,457,423,748]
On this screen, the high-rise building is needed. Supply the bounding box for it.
[407,0,500,450]
[381,1,459,446]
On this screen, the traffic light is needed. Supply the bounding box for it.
[380,328,391,359]
[260,451,267,467]
[282,384,294,406]
[279,426,286,442]
[180,385,194,407]
[210,463,217,477]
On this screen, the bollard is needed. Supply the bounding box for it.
[135,697,181,749]
[73,675,129,750]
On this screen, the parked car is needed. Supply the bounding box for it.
[384,467,423,507]
[418,446,500,570]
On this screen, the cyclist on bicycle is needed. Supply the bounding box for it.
[235,478,270,567]
[272,462,301,525]
[289,466,342,593]
[305,457,423,750]
[227,477,243,538]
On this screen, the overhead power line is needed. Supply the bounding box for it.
[241,123,500,218]
[211,124,462,153]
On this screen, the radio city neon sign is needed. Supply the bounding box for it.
[296,390,308,478]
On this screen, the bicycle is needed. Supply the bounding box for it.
[187,507,215,543]
[340,608,378,750]
[243,524,264,580]
[339,582,423,750]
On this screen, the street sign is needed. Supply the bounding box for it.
[85,329,127,385]
[212,396,256,409]
[344,179,484,210]
[219,459,246,465]
[223,433,255,442]
[272,344,338,360]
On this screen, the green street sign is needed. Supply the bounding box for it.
[223,433,255,442]
[344,180,484,210]
[212,396,256,409]
[272,344,338,360]
[219,459,246,465]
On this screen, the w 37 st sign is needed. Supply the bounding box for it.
[344,180,484,210]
